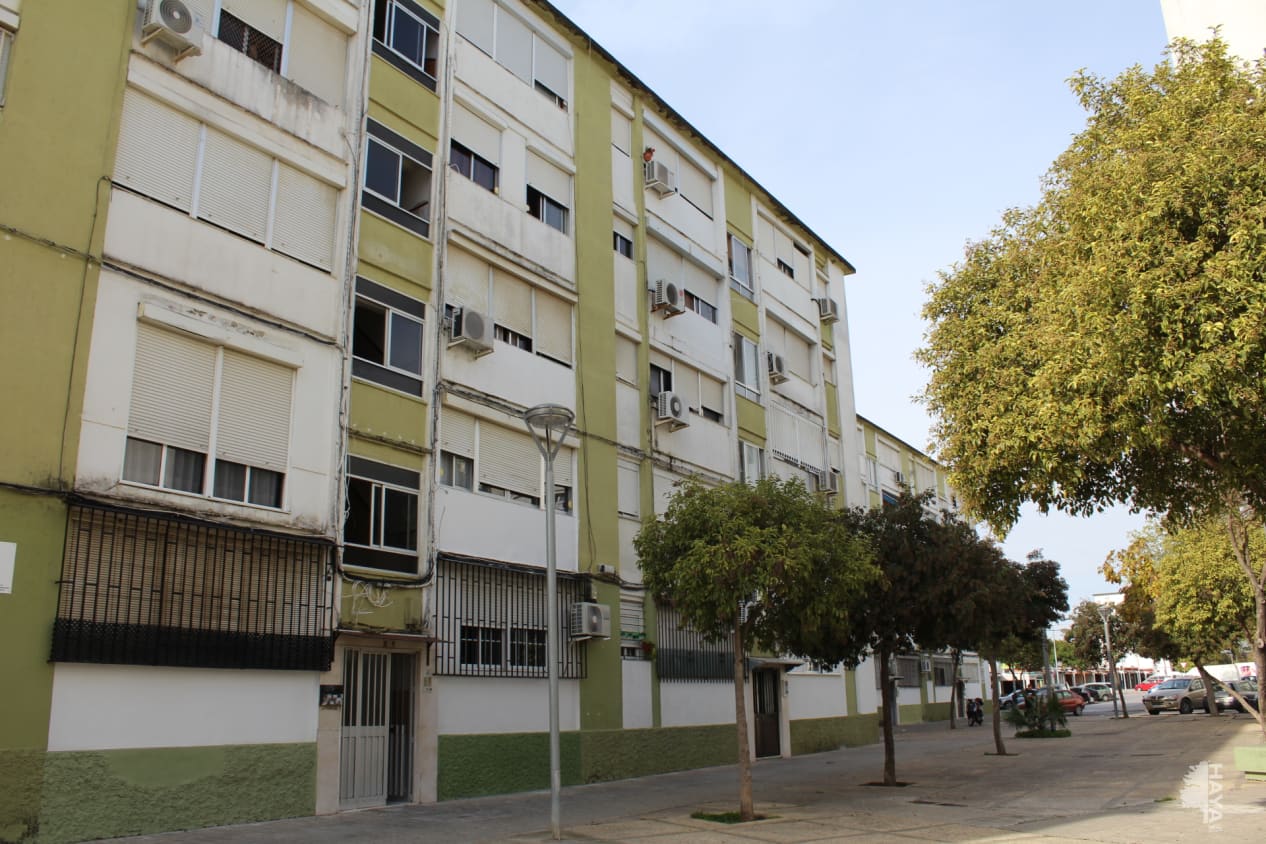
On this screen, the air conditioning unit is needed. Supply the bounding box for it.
[652,279,684,316]
[141,0,204,59]
[655,390,689,430]
[815,297,840,323]
[644,159,677,197]
[892,469,905,485]
[767,352,789,384]
[449,306,493,355]
[570,602,611,640]
[815,470,840,496]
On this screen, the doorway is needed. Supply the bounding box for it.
[753,668,781,757]
[340,649,416,808]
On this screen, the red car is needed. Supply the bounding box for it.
[1136,676,1167,692]
[1016,688,1087,716]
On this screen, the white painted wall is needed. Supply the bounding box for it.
[854,656,880,715]
[47,664,317,751]
[622,659,654,729]
[434,485,579,571]
[787,672,848,720]
[660,682,735,728]
[447,172,576,284]
[436,677,580,734]
[1161,0,1266,62]
[443,339,576,419]
[617,517,640,582]
[453,40,572,158]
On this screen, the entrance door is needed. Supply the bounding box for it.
[340,650,415,808]
[753,669,781,758]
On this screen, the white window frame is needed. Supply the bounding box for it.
[740,441,764,484]
[353,295,424,378]
[733,333,761,402]
[345,474,419,554]
[0,27,13,108]
[365,136,431,223]
[728,233,754,299]
[374,0,440,82]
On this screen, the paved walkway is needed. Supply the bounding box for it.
[118,701,1265,843]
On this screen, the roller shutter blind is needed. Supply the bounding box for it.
[611,110,631,155]
[447,248,490,312]
[493,270,533,337]
[456,0,494,55]
[646,239,677,286]
[440,408,476,458]
[216,349,293,471]
[617,462,640,517]
[479,423,539,497]
[287,4,347,106]
[769,403,796,461]
[453,105,501,165]
[757,217,776,258]
[198,128,272,243]
[534,39,567,97]
[783,330,812,382]
[129,324,216,454]
[221,0,285,40]
[272,162,336,269]
[114,89,200,212]
[495,10,532,84]
[798,414,826,471]
[682,260,715,299]
[534,291,571,363]
[553,446,573,488]
[674,365,699,410]
[700,375,724,415]
[619,590,644,637]
[677,159,713,217]
[615,336,637,383]
[526,153,569,205]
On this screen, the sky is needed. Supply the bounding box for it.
[549,0,1173,608]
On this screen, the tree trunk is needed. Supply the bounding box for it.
[948,649,961,730]
[1252,583,1266,734]
[1115,675,1130,717]
[989,656,1007,756]
[1224,503,1266,735]
[1194,662,1222,716]
[878,648,897,785]
[732,623,755,821]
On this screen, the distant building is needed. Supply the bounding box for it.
[1161,0,1266,61]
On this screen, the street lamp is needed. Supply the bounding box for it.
[1097,604,1119,718]
[523,403,574,842]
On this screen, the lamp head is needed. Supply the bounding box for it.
[1096,604,1112,622]
[524,403,574,437]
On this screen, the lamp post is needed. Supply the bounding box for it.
[1097,604,1119,718]
[524,403,574,842]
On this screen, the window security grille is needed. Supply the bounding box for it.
[431,555,586,678]
[656,603,733,682]
[52,502,333,670]
[217,11,283,73]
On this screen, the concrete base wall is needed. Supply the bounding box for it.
[789,714,880,755]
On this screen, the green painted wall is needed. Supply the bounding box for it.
[358,214,434,287]
[736,395,766,443]
[579,724,735,783]
[338,576,427,632]
[348,380,429,452]
[922,701,952,722]
[37,744,315,844]
[0,4,132,840]
[845,668,860,716]
[367,57,440,147]
[722,171,753,240]
[790,714,880,755]
[898,703,926,724]
[730,289,759,337]
[824,382,841,436]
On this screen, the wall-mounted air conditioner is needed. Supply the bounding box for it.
[652,279,684,316]
[815,297,840,323]
[892,469,905,485]
[570,602,611,639]
[448,306,493,355]
[815,470,840,496]
[644,160,676,197]
[141,0,204,59]
[767,352,789,384]
[655,390,689,429]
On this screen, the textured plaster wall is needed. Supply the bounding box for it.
[36,743,315,844]
[789,714,881,755]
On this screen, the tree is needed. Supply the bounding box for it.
[634,477,876,820]
[918,38,1266,728]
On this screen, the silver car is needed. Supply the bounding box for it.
[1143,677,1206,714]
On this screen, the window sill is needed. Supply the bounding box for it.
[362,193,430,240]
[117,479,288,514]
[351,359,425,399]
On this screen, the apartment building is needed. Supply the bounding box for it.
[0,1,970,839]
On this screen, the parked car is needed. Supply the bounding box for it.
[1143,676,1207,714]
[1206,679,1259,713]
[1071,685,1102,702]
[1007,687,1086,715]
[1083,682,1114,700]
[1136,675,1169,692]
[998,689,1026,710]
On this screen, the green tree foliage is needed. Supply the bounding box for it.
[919,38,1266,716]
[634,477,876,819]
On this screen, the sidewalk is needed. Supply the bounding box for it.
[117,710,1266,843]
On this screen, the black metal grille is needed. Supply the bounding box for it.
[432,555,586,678]
[655,603,733,682]
[217,11,283,74]
[52,502,333,670]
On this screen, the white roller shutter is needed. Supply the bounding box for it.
[440,407,476,458]
[700,375,724,416]
[495,10,532,84]
[446,248,490,312]
[619,590,644,637]
[757,216,776,260]
[272,162,336,269]
[215,349,293,471]
[534,291,572,364]
[456,0,494,55]
[129,324,216,454]
[453,105,501,165]
[526,153,569,205]
[769,403,797,461]
[681,260,715,299]
[534,38,567,97]
[677,159,713,217]
[114,89,200,212]
[674,364,699,411]
[783,329,813,382]
[798,414,826,472]
[221,0,286,40]
[479,423,540,497]
[553,446,573,488]
[617,462,640,517]
[287,3,347,106]
[198,128,272,243]
[493,270,533,337]
[646,238,678,287]
[615,336,637,383]
[611,110,631,155]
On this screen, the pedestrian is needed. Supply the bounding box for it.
[970,697,985,726]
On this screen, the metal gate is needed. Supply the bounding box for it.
[340,650,415,807]
[753,669,781,758]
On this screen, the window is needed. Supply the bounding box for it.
[460,626,503,666]
[439,451,473,490]
[683,290,718,324]
[527,186,568,233]
[122,323,292,509]
[217,10,283,73]
[344,456,420,573]
[510,628,546,667]
[450,140,498,193]
[363,119,433,238]
[0,27,12,108]
[372,0,440,90]
[728,234,753,298]
[649,364,672,398]
[494,324,532,351]
[699,375,725,424]
[456,0,569,110]
[740,441,764,484]
[352,277,425,397]
[776,258,794,278]
[733,334,761,402]
[613,231,633,259]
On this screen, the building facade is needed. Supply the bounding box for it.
[1,2,975,840]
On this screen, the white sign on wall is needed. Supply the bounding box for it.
[0,541,15,594]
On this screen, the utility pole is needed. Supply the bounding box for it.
[1098,604,1120,718]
